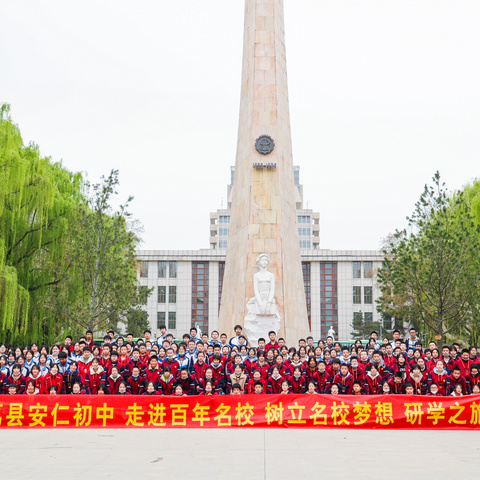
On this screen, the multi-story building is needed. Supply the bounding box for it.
[136,168,384,342]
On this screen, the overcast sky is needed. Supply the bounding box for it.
[1,0,480,251]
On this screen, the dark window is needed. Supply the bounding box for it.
[353,286,362,304]
[192,262,209,331]
[157,312,165,329]
[168,312,176,330]
[169,286,177,304]
[352,262,361,279]
[169,261,177,278]
[158,261,167,278]
[139,261,148,278]
[158,286,166,303]
[364,286,373,304]
[364,261,373,278]
[320,262,338,338]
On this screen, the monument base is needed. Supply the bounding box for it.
[244,297,281,347]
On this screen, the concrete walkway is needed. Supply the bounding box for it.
[1,429,479,479]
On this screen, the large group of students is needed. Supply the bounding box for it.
[1,324,479,397]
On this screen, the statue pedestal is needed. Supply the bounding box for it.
[244,297,281,347]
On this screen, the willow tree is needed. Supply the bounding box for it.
[377,172,480,344]
[0,104,83,344]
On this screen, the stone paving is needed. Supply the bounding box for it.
[1,429,479,479]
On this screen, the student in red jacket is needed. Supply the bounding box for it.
[26,365,43,394]
[428,360,448,396]
[328,358,342,380]
[244,349,258,376]
[267,366,285,394]
[349,357,365,383]
[145,356,162,385]
[456,349,474,378]
[269,354,292,379]
[85,359,106,394]
[99,344,111,370]
[126,366,146,395]
[392,353,410,381]
[77,347,94,379]
[408,364,428,395]
[42,364,64,394]
[117,381,131,395]
[208,355,226,390]
[247,370,267,394]
[199,380,217,396]
[158,366,175,395]
[192,351,209,382]
[196,367,215,393]
[254,352,269,379]
[287,366,307,394]
[313,361,331,393]
[304,357,318,382]
[143,381,160,396]
[0,370,7,394]
[383,344,397,370]
[24,379,39,395]
[173,368,196,395]
[441,346,457,373]
[71,382,86,395]
[446,367,468,395]
[264,331,280,353]
[427,383,442,396]
[333,364,354,394]
[225,354,243,377]
[128,349,147,376]
[106,366,123,394]
[468,363,480,393]
[389,372,406,395]
[364,364,382,394]
[63,361,84,394]
[162,349,180,378]
[351,380,366,395]
[7,364,26,394]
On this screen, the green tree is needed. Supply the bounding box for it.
[0,104,83,344]
[46,170,150,336]
[125,304,150,338]
[377,172,480,344]
[350,311,382,341]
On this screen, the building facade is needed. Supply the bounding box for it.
[137,168,384,342]
[137,249,383,342]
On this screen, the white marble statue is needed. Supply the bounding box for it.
[327,327,335,340]
[243,254,281,347]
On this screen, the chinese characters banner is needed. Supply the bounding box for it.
[0,394,479,429]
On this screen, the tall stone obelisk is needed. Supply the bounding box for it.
[218,0,309,345]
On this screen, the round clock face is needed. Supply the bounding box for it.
[255,135,275,155]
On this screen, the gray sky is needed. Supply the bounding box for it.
[1,0,480,251]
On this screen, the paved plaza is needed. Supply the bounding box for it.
[1,428,479,479]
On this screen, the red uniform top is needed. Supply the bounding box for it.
[264,342,279,353]
[333,373,354,394]
[287,374,307,394]
[42,372,64,394]
[246,377,267,394]
[456,358,474,378]
[364,373,382,395]
[267,376,285,394]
